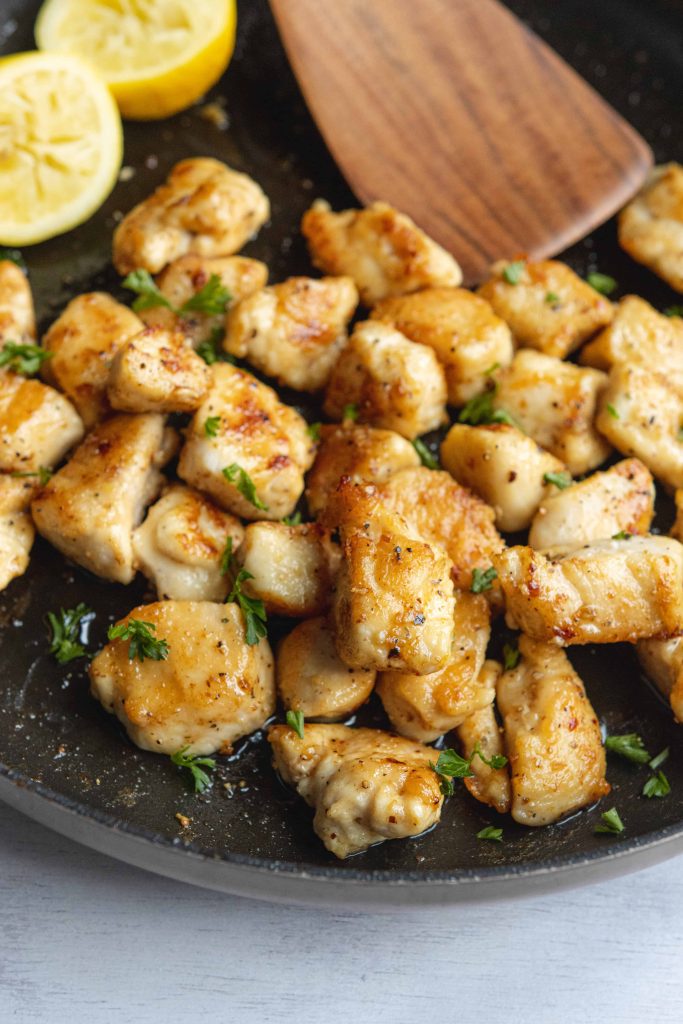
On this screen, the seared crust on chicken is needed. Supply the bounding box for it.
[32,414,177,583]
[618,164,683,292]
[440,422,567,533]
[477,258,613,359]
[371,287,513,405]
[324,320,448,439]
[268,722,444,858]
[277,616,376,721]
[495,536,683,645]
[497,636,609,826]
[494,349,611,475]
[113,158,270,275]
[529,458,655,551]
[225,275,358,392]
[107,326,211,413]
[0,474,35,592]
[90,601,275,756]
[0,260,35,345]
[42,293,144,428]
[301,199,462,305]
[457,677,511,815]
[0,371,84,474]
[177,363,316,520]
[637,637,683,722]
[376,591,491,742]
[132,484,243,601]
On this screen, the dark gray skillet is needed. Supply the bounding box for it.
[2,0,683,908]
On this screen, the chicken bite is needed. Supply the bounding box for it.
[0,260,35,345]
[177,363,316,520]
[529,458,655,551]
[493,349,611,475]
[41,293,145,428]
[305,422,420,518]
[580,295,683,397]
[268,722,443,858]
[132,484,243,601]
[440,422,567,533]
[637,638,683,723]
[32,414,177,583]
[376,591,491,742]
[302,199,462,305]
[379,466,505,592]
[237,521,337,617]
[277,617,375,721]
[371,287,513,405]
[478,258,613,359]
[0,371,84,474]
[225,275,358,392]
[90,601,275,756]
[107,326,211,413]
[495,536,683,645]
[113,158,270,275]
[0,474,35,592]
[618,164,683,292]
[595,363,683,491]
[457,680,511,815]
[497,636,609,826]
[324,321,447,439]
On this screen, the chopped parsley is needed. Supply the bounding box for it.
[222,463,268,511]
[431,744,507,796]
[412,437,439,469]
[121,269,174,312]
[10,466,52,486]
[196,327,232,365]
[220,535,235,576]
[471,566,497,593]
[664,306,683,318]
[606,403,620,420]
[476,826,503,842]
[204,415,221,437]
[484,362,501,376]
[503,642,520,670]
[282,511,302,526]
[171,746,216,793]
[342,402,359,422]
[0,341,52,376]
[604,732,650,765]
[122,269,231,317]
[286,709,305,739]
[545,291,560,305]
[107,619,170,662]
[46,603,93,664]
[226,569,268,646]
[458,385,517,427]
[587,272,618,296]
[611,531,632,540]
[306,421,321,441]
[594,807,624,835]
[649,747,670,771]
[180,274,232,316]
[543,470,572,490]
[502,260,526,284]
[642,771,670,799]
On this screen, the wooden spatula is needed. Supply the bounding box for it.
[270,0,652,284]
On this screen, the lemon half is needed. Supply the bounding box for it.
[35,0,237,121]
[0,51,123,246]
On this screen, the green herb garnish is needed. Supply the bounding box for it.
[594,807,624,835]
[604,733,650,765]
[642,771,670,799]
[649,747,670,771]
[342,402,359,422]
[10,466,53,486]
[502,260,526,285]
[431,744,508,797]
[503,643,520,670]
[545,291,560,305]
[226,569,268,646]
[0,341,52,376]
[611,531,632,540]
[606,403,620,420]
[107,619,170,662]
[471,566,497,593]
[204,415,221,437]
[220,535,235,576]
[412,438,439,469]
[286,709,305,739]
[476,826,503,842]
[543,471,572,490]
[196,326,232,365]
[47,603,93,664]
[282,511,302,526]
[306,421,321,441]
[587,272,618,296]
[180,274,232,316]
[664,306,683,318]
[121,269,174,312]
[458,385,517,427]
[171,746,216,793]
[222,463,268,511]
[123,270,231,317]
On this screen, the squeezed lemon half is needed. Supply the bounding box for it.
[0,51,123,246]
[35,0,237,120]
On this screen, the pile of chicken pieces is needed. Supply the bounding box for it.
[3,156,683,860]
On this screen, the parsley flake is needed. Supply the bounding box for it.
[664,306,683,318]
[594,807,624,835]
[171,746,216,793]
[643,771,670,799]
[180,274,232,316]
[107,619,170,662]
[204,415,221,437]
[286,709,305,739]
[545,291,561,305]
[0,341,52,376]
[649,747,670,771]
[47,603,93,664]
[503,642,520,670]
[606,403,620,420]
[604,732,650,764]
[412,438,439,469]
[543,470,572,490]
[226,569,268,645]
[458,385,517,427]
[471,566,497,593]
[10,466,52,486]
[342,402,359,422]
[222,463,268,511]
[282,511,302,526]
[220,535,235,576]
[502,260,526,284]
[611,530,632,540]
[196,327,232,365]
[306,421,321,441]
[122,269,174,312]
[587,272,618,296]
[476,826,503,842]
[431,744,508,797]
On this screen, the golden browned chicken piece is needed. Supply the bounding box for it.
[495,536,683,645]
[225,275,358,392]
[478,258,614,359]
[324,320,448,439]
[580,295,683,396]
[457,677,511,815]
[41,293,144,428]
[277,617,376,721]
[132,484,244,601]
[440,423,567,533]
[497,636,609,826]
[376,592,491,742]
[177,363,316,520]
[305,423,420,517]
[32,414,177,583]
[0,260,35,345]
[0,474,35,592]
[140,254,268,346]
[529,458,655,551]
[107,326,211,413]
[302,199,462,305]
[595,363,683,491]
[113,158,270,275]
[618,164,683,292]
[90,601,275,756]
[371,288,513,405]
[268,722,444,858]
[379,466,505,593]
[493,349,611,475]
[0,371,84,474]
[237,521,338,617]
[637,638,683,722]
[329,482,455,674]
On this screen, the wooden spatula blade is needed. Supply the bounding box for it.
[271,0,653,284]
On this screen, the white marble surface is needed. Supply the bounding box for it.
[1,804,682,1023]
